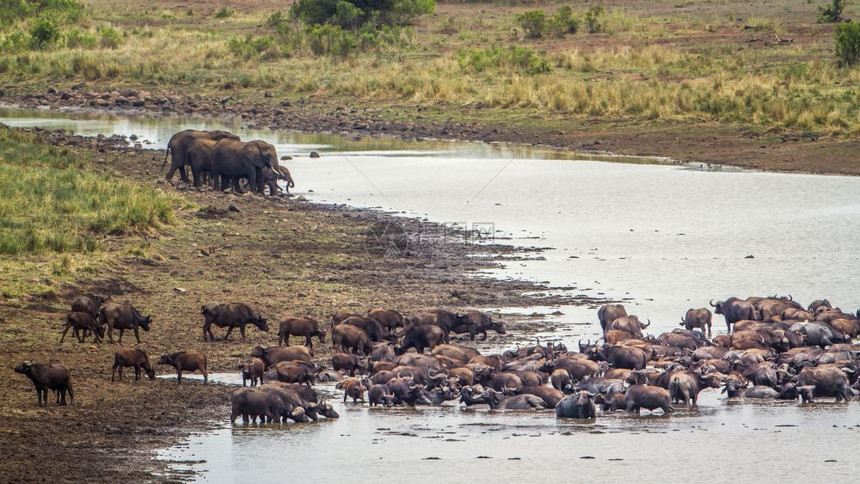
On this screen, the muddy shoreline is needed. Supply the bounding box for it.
[0,126,599,482]
[2,87,859,176]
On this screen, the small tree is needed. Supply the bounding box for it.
[818,0,848,23]
[517,10,547,39]
[585,6,605,34]
[836,21,860,66]
[30,17,59,48]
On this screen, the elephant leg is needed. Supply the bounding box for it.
[247,168,259,195]
[178,164,190,183]
[60,323,71,343]
[191,165,201,188]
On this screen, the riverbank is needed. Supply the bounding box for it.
[0,127,585,482]
[3,88,859,177]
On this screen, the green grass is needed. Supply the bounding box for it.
[0,127,178,256]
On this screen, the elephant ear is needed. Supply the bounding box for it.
[242,142,268,169]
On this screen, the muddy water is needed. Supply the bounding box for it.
[4,108,860,481]
[163,374,860,483]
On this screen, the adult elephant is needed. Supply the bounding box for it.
[186,138,219,188]
[211,139,282,195]
[163,130,239,183]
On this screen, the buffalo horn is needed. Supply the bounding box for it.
[710,299,716,307]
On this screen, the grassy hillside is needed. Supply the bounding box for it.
[0,1,858,136]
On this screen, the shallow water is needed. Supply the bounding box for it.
[4,107,860,481]
[161,374,860,483]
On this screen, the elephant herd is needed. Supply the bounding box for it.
[162,129,295,195]
[328,294,860,421]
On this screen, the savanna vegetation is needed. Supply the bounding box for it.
[0,0,858,136]
[0,126,184,297]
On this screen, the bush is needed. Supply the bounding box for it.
[215,6,234,19]
[836,21,860,66]
[98,25,122,49]
[458,45,552,75]
[517,10,547,39]
[64,28,97,48]
[550,6,580,37]
[30,17,59,48]
[585,6,606,33]
[291,0,434,27]
[228,34,275,60]
[817,0,848,23]
[308,24,356,57]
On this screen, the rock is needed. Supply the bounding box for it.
[173,287,187,294]
[280,155,292,161]
[199,249,210,256]
[46,86,57,94]
[228,205,241,213]
[745,255,755,259]
[71,82,86,90]
[114,96,129,105]
[309,151,320,158]
[345,301,361,307]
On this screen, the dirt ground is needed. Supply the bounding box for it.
[0,129,591,482]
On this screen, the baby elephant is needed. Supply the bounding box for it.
[60,312,105,343]
[157,351,208,385]
[112,349,156,382]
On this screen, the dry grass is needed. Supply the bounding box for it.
[1,0,858,134]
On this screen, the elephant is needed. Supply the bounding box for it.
[186,138,219,188]
[211,139,283,195]
[227,165,295,195]
[163,130,240,183]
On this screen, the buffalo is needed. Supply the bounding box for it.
[395,325,445,355]
[710,298,757,332]
[680,308,712,336]
[278,317,326,349]
[239,357,265,387]
[14,361,73,408]
[112,349,155,382]
[555,391,597,419]
[597,304,628,332]
[60,312,104,343]
[332,324,374,355]
[625,384,674,415]
[157,351,208,385]
[99,302,151,344]
[251,345,313,367]
[201,303,268,341]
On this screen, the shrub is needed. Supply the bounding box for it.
[98,25,122,49]
[228,34,275,60]
[30,17,60,48]
[817,0,848,23]
[215,6,234,19]
[585,6,606,33]
[65,28,97,48]
[550,6,580,37]
[836,21,860,66]
[439,16,457,34]
[458,45,552,75]
[308,24,356,57]
[291,0,435,27]
[517,10,547,39]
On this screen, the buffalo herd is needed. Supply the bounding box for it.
[15,293,860,426]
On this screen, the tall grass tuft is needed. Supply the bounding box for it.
[0,127,178,255]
